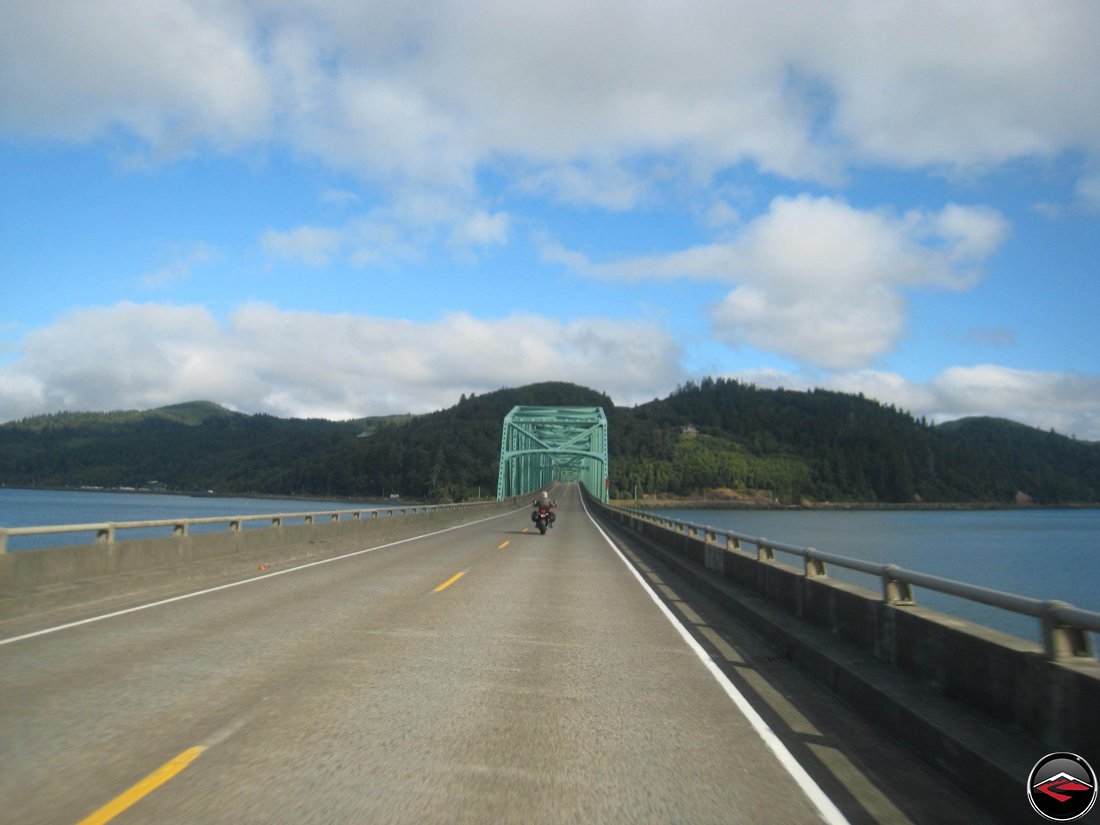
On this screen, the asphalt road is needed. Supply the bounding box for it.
[0,485,1004,824]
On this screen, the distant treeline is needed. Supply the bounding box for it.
[1,380,1097,504]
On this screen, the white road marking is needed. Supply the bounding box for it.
[1,508,525,647]
[580,495,851,825]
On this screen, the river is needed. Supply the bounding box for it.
[645,506,1099,645]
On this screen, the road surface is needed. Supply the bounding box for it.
[0,485,1003,824]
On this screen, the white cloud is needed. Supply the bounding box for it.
[518,162,654,211]
[4,2,1096,197]
[732,365,1100,441]
[0,0,271,152]
[448,210,510,249]
[2,303,1095,440]
[708,197,1008,369]
[0,302,684,421]
[816,1,1100,170]
[930,365,1100,430]
[713,281,905,371]
[553,195,1010,370]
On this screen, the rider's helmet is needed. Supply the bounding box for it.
[541,491,550,499]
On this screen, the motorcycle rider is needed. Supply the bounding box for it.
[531,490,557,528]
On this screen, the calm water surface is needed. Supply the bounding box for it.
[649,507,1099,644]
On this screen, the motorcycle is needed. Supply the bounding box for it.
[532,505,553,535]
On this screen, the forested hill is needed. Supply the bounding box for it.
[1,380,1097,505]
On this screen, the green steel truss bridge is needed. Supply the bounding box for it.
[496,406,609,502]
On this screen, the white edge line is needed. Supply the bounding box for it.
[580,495,851,825]
[1,507,526,647]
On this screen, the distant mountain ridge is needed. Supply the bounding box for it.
[1,381,1097,504]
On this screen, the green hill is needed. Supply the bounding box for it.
[1,380,1096,504]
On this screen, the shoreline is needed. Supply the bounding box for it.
[4,485,1097,511]
[611,497,1100,511]
[0,484,427,507]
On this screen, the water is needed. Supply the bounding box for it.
[0,488,388,551]
[648,507,1100,645]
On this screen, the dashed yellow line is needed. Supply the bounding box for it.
[77,746,206,825]
[434,571,465,592]
[498,540,510,549]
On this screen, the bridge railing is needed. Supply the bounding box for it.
[621,507,1099,662]
[0,502,487,553]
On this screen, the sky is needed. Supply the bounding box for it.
[2,1,1099,440]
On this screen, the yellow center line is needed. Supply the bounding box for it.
[433,571,465,592]
[77,745,206,825]
[498,540,510,549]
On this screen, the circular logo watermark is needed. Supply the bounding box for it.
[1027,752,1097,822]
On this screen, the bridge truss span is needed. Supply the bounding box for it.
[496,405,609,502]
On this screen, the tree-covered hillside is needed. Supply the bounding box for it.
[1,381,1097,504]
[612,378,1099,504]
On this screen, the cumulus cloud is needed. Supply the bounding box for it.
[551,195,1010,369]
[3,2,1097,197]
[447,210,510,250]
[0,0,271,152]
[727,365,1100,441]
[710,197,1009,368]
[2,303,1096,440]
[816,2,1100,170]
[1,2,1096,445]
[0,302,684,421]
[929,365,1100,432]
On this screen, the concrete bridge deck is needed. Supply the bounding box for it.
[0,486,1082,823]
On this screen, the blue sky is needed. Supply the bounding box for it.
[2,1,1099,439]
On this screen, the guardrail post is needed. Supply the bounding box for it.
[1041,600,1094,660]
[173,522,188,537]
[804,547,826,577]
[0,529,7,553]
[96,525,114,543]
[882,564,914,604]
[229,520,242,533]
[757,538,774,561]
[725,533,740,553]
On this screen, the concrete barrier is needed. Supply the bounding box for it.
[0,499,523,618]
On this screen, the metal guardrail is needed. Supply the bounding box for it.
[617,506,1100,662]
[0,501,490,554]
